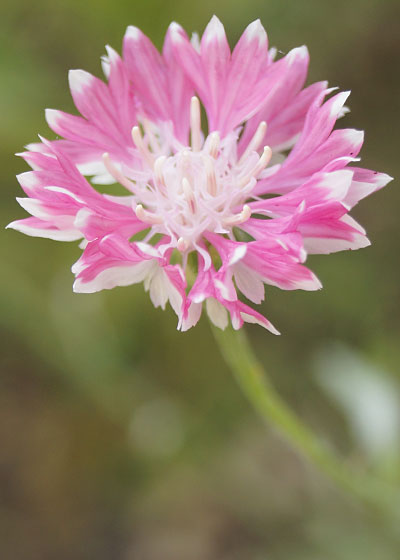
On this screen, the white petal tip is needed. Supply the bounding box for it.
[204,15,226,42]
[374,173,393,188]
[23,142,43,153]
[244,19,267,45]
[68,69,93,94]
[240,312,280,334]
[287,45,309,62]
[45,108,60,127]
[17,171,38,188]
[105,44,116,56]
[267,325,281,336]
[168,21,184,41]
[72,280,93,294]
[345,128,364,144]
[125,25,141,41]
[298,275,323,291]
[104,45,119,66]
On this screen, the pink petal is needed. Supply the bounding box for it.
[198,16,231,130]
[239,46,310,153]
[233,263,265,304]
[263,81,328,150]
[242,240,322,291]
[251,170,354,215]
[68,69,123,142]
[228,301,280,335]
[344,168,393,208]
[46,109,117,152]
[6,216,82,241]
[104,45,137,144]
[287,90,351,164]
[123,26,171,121]
[167,22,209,111]
[217,19,269,134]
[163,25,195,142]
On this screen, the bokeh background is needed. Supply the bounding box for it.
[1,0,399,558]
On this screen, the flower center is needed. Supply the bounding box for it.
[103,97,272,252]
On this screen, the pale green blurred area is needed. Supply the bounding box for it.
[1,0,400,558]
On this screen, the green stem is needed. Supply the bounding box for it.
[212,325,399,519]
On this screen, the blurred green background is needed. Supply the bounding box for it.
[1,0,399,558]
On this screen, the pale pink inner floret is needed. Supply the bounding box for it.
[103,96,271,253]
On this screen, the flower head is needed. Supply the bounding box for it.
[8,16,392,332]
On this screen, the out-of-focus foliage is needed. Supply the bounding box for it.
[1,0,399,558]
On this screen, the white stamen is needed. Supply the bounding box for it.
[207,131,220,158]
[153,155,167,187]
[190,96,202,151]
[132,126,154,166]
[177,237,189,252]
[102,153,137,192]
[257,146,273,170]
[142,118,160,153]
[239,145,272,187]
[239,121,267,164]
[224,204,252,227]
[180,150,193,179]
[135,204,163,224]
[203,155,217,196]
[181,149,191,162]
[182,177,196,212]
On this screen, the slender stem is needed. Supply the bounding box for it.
[212,325,399,519]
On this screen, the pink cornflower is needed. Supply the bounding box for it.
[8,16,391,332]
